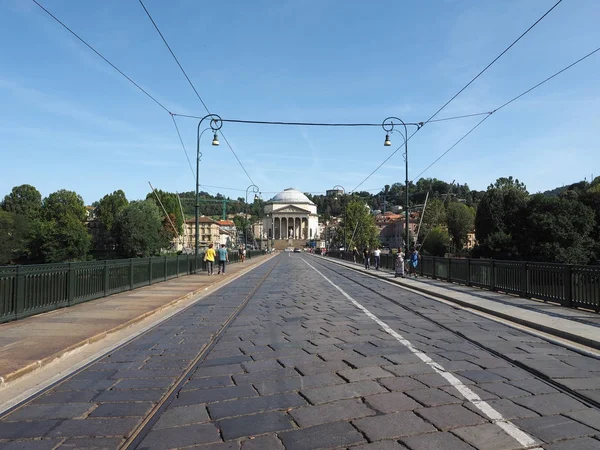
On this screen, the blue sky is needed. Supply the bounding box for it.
[1,0,599,205]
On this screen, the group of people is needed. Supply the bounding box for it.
[203,243,235,276]
[351,246,419,277]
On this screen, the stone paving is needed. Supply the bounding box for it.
[0,254,599,449]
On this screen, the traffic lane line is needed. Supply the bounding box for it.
[302,258,543,450]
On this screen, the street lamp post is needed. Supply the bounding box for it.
[382,117,422,253]
[332,185,346,251]
[245,184,260,250]
[195,114,222,265]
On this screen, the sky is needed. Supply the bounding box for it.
[1,0,599,205]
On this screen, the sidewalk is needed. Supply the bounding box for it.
[322,256,600,351]
[0,254,275,386]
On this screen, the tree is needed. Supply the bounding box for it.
[1,184,42,220]
[115,200,164,257]
[95,190,129,251]
[475,177,529,256]
[489,176,528,193]
[419,198,446,239]
[343,199,380,250]
[519,194,595,264]
[42,189,87,222]
[146,190,184,234]
[0,211,30,264]
[420,226,449,257]
[27,189,91,263]
[446,202,475,251]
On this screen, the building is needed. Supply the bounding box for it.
[182,216,220,252]
[216,220,237,245]
[262,188,319,250]
[326,188,344,197]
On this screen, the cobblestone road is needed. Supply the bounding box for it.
[1,254,599,450]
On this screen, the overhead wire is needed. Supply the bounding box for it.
[170,112,491,127]
[32,0,203,182]
[138,0,256,186]
[411,45,600,181]
[350,0,564,193]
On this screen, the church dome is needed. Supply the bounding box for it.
[270,188,314,205]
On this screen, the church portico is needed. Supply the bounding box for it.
[262,188,319,249]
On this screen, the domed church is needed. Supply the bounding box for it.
[263,188,319,249]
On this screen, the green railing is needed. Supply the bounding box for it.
[0,249,264,324]
[326,251,600,312]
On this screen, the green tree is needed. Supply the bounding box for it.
[489,176,528,193]
[446,202,475,251]
[419,198,446,239]
[475,177,529,257]
[519,194,595,264]
[29,215,91,263]
[115,200,164,257]
[26,189,91,263]
[146,190,184,234]
[343,199,380,250]
[0,211,30,264]
[42,189,87,222]
[95,190,129,251]
[420,226,449,257]
[1,184,42,220]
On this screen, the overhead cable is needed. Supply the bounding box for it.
[411,45,600,181]
[138,0,256,186]
[350,0,563,193]
[32,0,171,114]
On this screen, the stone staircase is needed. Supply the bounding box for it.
[273,239,307,250]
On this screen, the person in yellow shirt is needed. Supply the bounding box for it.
[204,243,216,276]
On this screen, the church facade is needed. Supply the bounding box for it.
[262,188,319,243]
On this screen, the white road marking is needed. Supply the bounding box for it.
[303,258,542,450]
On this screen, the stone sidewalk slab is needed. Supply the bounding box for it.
[0,254,275,386]
[321,255,600,351]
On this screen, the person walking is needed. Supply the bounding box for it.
[373,247,381,270]
[217,244,228,275]
[363,247,370,270]
[242,246,247,262]
[409,247,419,278]
[352,247,359,264]
[395,247,405,277]
[204,243,216,276]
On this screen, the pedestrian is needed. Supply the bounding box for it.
[217,244,228,275]
[204,243,216,276]
[395,247,405,277]
[363,247,370,270]
[410,247,419,278]
[373,246,381,270]
[242,246,247,262]
[352,247,359,264]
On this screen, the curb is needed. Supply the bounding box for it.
[0,254,277,387]
[322,256,600,351]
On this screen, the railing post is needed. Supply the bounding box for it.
[466,259,471,286]
[104,260,109,296]
[149,257,153,285]
[447,258,452,282]
[564,265,573,307]
[520,262,528,298]
[490,260,496,291]
[164,256,168,281]
[432,257,436,279]
[176,255,180,278]
[15,265,25,320]
[129,259,134,290]
[67,262,75,305]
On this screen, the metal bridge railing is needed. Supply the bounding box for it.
[325,251,600,313]
[0,249,264,324]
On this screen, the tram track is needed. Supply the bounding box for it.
[0,255,282,449]
[307,256,600,411]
